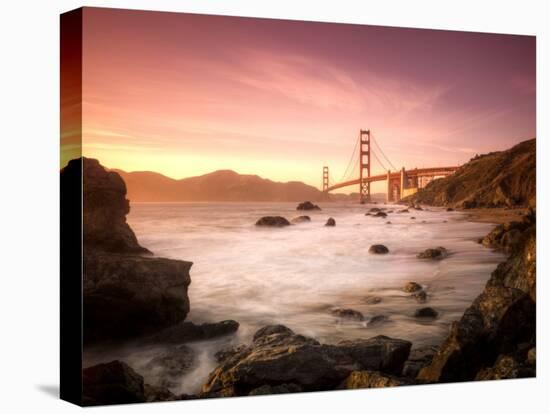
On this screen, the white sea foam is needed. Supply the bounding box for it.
[85,201,504,394]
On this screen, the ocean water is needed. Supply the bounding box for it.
[85,201,504,394]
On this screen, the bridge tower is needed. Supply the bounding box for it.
[322,166,329,192]
[359,129,371,203]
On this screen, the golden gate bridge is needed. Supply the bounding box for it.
[322,129,459,203]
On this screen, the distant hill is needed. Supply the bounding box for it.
[405,138,535,208]
[112,168,330,202]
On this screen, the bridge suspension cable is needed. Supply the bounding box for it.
[337,132,360,184]
[371,133,397,171]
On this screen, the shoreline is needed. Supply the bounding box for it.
[457,206,528,224]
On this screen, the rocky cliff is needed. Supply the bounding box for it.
[417,210,536,382]
[405,139,535,209]
[62,158,193,343]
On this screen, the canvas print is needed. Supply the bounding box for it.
[60,7,536,406]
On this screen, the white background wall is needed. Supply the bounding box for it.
[0,0,547,412]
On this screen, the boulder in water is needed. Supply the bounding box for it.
[325,217,336,226]
[417,247,448,259]
[414,307,438,319]
[369,244,389,254]
[331,308,364,321]
[256,216,291,227]
[403,281,422,293]
[297,201,321,211]
[291,215,311,223]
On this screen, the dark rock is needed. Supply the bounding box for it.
[297,201,321,211]
[527,347,536,366]
[372,211,388,218]
[84,253,192,343]
[343,370,411,389]
[62,158,150,254]
[148,320,239,344]
[402,346,438,378]
[410,216,416,220]
[386,221,392,224]
[412,290,428,303]
[291,215,311,223]
[369,207,382,213]
[475,354,535,380]
[144,384,177,402]
[482,211,535,255]
[414,307,438,319]
[255,216,291,227]
[248,383,302,396]
[403,282,422,293]
[446,207,454,211]
[336,336,412,375]
[201,325,411,396]
[413,205,423,210]
[325,217,336,226]
[215,345,250,363]
[82,361,145,406]
[369,244,389,254]
[70,158,194,344]
[367,314,390,326]
[417,247,448,259]
[331,308,364,321]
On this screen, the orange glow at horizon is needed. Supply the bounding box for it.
[72,8,535,193]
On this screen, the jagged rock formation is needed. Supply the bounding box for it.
[405,139,535,209]
[61,158,193,343]
[201,325,411,397]
[417,211,536,383]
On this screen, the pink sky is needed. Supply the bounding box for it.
[77,7,535,192]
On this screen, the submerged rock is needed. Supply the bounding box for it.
[342,370,411,389]
[82,360,146,406]
[255,216,291,227]
[372,211,388,218]
[331,308,364,321]
[291,215,311,223]
[367,314,390,327]
[325,217,336,226]
[412,290,428,303]
[403,282,423,293]
[417,247,448,259]
[369,244,389,254]
[397,209,409,213]
[201,325,411,397]
[364,296,382,305]
[297,201,321,211]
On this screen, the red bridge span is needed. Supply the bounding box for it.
[323,129,460,203]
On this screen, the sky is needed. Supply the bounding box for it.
[63,7,536,192]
